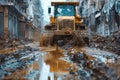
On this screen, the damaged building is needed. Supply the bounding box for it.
[79,0,120,36]
[0,0,41,41]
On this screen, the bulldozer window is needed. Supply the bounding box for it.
[54,5,75,18]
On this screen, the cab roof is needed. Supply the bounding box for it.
[51,2,79,6]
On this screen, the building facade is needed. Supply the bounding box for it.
[79,0,120,36]
[0,0,40,41]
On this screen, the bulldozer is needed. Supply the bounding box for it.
[40,2,88,46]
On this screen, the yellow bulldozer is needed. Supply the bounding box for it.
[40,2,88,46]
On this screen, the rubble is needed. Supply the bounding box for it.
[0,46,40,79]
[57,31,87,47]
[70,31,86,47]
[0,37,34,50]
[62,44,72,50]
[89,32,120,55]
[0,38,19,50]
[61,47,119,80]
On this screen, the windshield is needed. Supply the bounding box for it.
[54,5,75,18]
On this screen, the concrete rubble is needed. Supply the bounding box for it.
[60,45,120,80]
[0,37,119,80]
[89,31,120,55]
[57,31,88,47]
[0,46,41,79]
[0,38,19,50]
[0,37,34,50]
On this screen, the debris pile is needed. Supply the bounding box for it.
[0,46,40,79]
[71,32,85,46]
[0,38,19,50]
[61,31,87,47]
[62,47,119,80]
[0,37,33,50]
[89,32,120,55]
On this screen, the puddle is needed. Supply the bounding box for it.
[44,48,71,73]
[40,47,72,80]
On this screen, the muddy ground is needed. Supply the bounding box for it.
[42,45,120,80]
[0,40,120,80]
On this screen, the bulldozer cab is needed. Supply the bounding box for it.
[51,2,79,18]
[47,2,80,31]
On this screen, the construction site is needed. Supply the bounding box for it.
[0,0,120,80]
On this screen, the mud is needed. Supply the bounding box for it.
[44,48,71,73]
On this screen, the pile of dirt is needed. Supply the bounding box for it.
[89,32,120,55]
[59,31,88,47]
[0,37,33,50]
